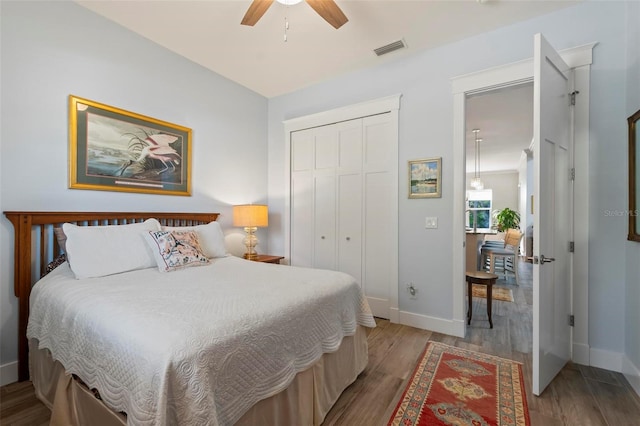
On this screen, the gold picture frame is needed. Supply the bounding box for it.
[408,157,442,198]
[629,108,640,242]
[69,95,192,196]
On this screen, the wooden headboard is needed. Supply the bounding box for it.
[4,211,220,381]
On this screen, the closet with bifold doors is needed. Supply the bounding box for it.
[289,112,397,319]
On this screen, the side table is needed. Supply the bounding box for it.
[251,255,285,264]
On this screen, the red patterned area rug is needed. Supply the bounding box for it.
[388,341,530,426]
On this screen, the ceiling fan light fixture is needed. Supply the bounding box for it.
[242,0,348,29]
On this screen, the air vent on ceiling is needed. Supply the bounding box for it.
[373,39,407,57]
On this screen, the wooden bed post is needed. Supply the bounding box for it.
[6,212,34,381]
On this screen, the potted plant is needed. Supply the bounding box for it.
[492,207,521,232]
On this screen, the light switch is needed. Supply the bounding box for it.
[425,217,438,229]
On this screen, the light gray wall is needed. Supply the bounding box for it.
[625,0,640,382]
[0,1,268,370]
[465,171,519,215]
[267,1,630,354]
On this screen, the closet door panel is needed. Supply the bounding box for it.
[292,131,313,172]
[337,121,363,172]
[314,175,336,270]
[314,126,337,171]
[364,171,393,308]
[291,172,313,267]
[338,173,362,284]
[336,119,363,283]
[363,113,394,172]
[289,104,398,320]
[290,129,315,267]
[362,113,395,318]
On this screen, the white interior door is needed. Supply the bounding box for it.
[313,126,337,270]
[290,130,314,268]
[289,112,396,320]
[285,95,401,322]
[532,33,573,396]
[362,113,395,319]
[337,120,363,283]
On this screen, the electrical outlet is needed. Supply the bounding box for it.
[425,217,438,229]
[406,283,418,300]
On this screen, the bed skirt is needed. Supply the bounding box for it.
[29,325,368,426]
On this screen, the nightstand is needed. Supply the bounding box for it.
[251,255,285,264]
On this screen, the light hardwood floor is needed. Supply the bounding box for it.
[324,261,640,426]
[2,261,640,425]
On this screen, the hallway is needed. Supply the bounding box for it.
[467,258,533,354]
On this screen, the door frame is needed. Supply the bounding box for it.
[451,42,595,366]
[283,94,402,321]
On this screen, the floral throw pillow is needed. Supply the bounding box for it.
[145,230,210,272]
[41,253,67,278]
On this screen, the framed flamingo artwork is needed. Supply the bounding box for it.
[68,95,192,196]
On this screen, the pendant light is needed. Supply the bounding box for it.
[471,129,484,190]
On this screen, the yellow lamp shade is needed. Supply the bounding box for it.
[233,204,268,228]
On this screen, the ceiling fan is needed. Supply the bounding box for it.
[241,0,348,29]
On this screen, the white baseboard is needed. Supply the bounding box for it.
[0,361,18,386]
[367,297,391,319]
[572,342,590,365]
[589,347,623,372]
[622,356,640,397]
[398,310,465,338]
[389,307,400,323]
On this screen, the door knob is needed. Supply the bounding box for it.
[346,237,351,241]
[321,236,325,239]
[527,255,556,264]
[540,254,556,264]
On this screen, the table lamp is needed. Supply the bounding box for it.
[233,204,268,260]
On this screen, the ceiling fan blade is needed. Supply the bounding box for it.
[241,0,275,26]
[305,0,348,29]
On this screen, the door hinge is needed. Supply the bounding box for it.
[570,168,575,181]
[569,314,575,327]
[569,90,580,106]
[569,241,575,252]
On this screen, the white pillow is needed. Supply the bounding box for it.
[144,230,210,272]
[162,221,227,258]
[63,218,161,279]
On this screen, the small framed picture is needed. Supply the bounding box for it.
[408,157,442,198]
[69,95,192,196]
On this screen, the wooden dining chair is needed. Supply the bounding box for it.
[480,228,523,285]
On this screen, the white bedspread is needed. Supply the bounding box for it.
[27,256,376,426]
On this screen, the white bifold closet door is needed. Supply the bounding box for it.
[290,113,394,319]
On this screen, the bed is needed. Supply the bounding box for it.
[5,211,376,425]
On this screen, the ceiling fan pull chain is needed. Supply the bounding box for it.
[284,16,289,42]
[283,2,292,43]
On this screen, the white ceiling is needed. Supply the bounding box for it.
[76,0,579,98]
[466,83,534,174]
[76,0,571,173]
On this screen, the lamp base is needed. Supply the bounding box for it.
[243,226,259,261]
